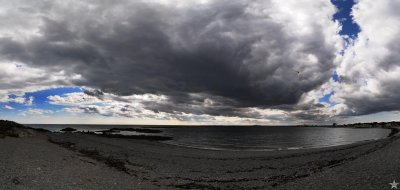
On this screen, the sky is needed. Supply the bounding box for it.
[1,0,400,125]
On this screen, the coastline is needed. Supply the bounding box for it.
[46,131,400,189]
[26,123,394,152]
[1,121,400,189]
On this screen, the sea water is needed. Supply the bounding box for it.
[28,124,390,151]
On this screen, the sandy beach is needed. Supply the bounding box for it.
[1,123,399,189]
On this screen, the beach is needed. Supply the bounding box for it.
[0,124,399,189]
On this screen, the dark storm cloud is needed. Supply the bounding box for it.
[341,79,400,116]
[83,89,104,99]
[0,0,339,117]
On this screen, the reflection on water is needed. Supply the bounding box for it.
[27,124,390,151]
[160,126,390,151]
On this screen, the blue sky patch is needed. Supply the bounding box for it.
[331,0,360,39]
[319,91,336,106]
[24,87,82,104]
[24,87,83,110]
[332,71,340,82]
[1,87,83,114]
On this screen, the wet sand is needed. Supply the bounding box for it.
[1,126,399,189]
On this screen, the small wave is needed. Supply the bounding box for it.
[163,141,280,151]
[287,147,303,150]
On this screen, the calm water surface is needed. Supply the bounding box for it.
[28,125,390,151]
[160,126,390,151]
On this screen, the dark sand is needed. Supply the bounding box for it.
[1,126,399,189]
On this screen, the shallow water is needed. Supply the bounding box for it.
[28,124,390,151]
[160,126,390,151]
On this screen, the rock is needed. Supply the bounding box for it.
[12,177,21,185]
[60,127,77,132]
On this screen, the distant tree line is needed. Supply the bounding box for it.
[336,121,400,128]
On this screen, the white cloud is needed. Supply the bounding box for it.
[0,61,81,105]
[331,0,400,115]
[61,107,84,114]
[48,92,105,106]
[4,105,13,110]
[0,94,25,104]
[48,91,296,124]
[0,91,35,106]
[21,108,54,116]
[26,96,34,106]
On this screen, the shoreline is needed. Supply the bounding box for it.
[26,123,396,152]
[161,137,389,152]
[44,131,399,189]
[387,126,400,137]
[27,122,399,132]
[2,121,400,189]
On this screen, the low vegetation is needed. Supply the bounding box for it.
[0,120,35,138]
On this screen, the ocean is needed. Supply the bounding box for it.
[27,124,391,151]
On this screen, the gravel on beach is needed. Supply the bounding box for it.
[0,125,399,189]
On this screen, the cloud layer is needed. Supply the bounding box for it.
[0,0,342,121]
[1,0,399,124]
[332,0,400,116]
